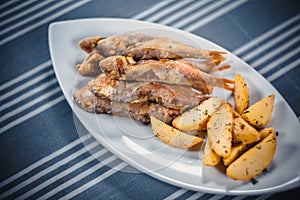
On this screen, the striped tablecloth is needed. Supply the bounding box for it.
[1,0,299,199]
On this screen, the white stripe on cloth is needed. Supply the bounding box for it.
[184,0,247,32]
[0,134,91,188]
[0,140,101,199]
[0,0,37,19]
[241,24,300,62]
[233,14,300,55]
[185,192,205,200]
[159,0,212,25]
[0,95,65,134]
[250,35,300,68]
[0,86,61,123]
[0,69,54,101]
[0,0,53,27]
[172,0,229,28]
[258,46,300,75]
[0,0,72,36]
[145,0,194,22]
[131,0,175,20]
[0,0,22,11]
[0,78,57,112]
[163,188,188,200]
[0,0,91,45]
[16,148,110,200]
[0,60,51,91]
[267,57,300,82]
[58,162,128,200]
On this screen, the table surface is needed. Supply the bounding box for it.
[0,0,299,199]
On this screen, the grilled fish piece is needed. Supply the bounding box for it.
[99,56,234,94]
[78,36,102,53]
[88,73,208,110]
[95,33,154,57]
[76,34,228,76]
[179,58,231,74]
[73,87,181,123]
[127,37,225,65]
[76,52,104,76]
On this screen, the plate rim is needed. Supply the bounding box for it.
[48,17,300,195]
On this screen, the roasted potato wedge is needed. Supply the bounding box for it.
[232,111,260,144]
[172,97,223,132]
[150,116,202,150]
[234,73,249,115]
[259,127,275,140]
[223,143,249,166]
[226,133,276,180]
[241,94,275,128]
[207,103,233,158]
[202,138,221,166]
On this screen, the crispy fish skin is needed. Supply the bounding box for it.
[73,87,181,123]
[88,74,208,110]
[127,37,223,61]
[77,34,228,77]
[78,36,102,53]
[79,34,226,62]
[95,34,154,57]
[99,56,233,94]
[76,52,104,76]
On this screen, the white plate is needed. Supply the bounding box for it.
[48,18,300,195]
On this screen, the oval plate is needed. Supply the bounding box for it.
[48,18,300,195]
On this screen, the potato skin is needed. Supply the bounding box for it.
[232,111,260,144]
[150,116,202,150]
[202,138,221,166]
[207,103,233,158]
[226,133,276,180]
[241,94,275,128]
[234,73,249,115]
[172,97,223,132]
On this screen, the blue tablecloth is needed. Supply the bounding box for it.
[0,0,299,199]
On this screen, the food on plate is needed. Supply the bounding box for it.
[226,132,276,180]
[73,87,181,123]
[242,94,275,128]
[76,33,230,77]
[150,116,202,150]
[184,58,231,73]
[88,73,208,110]
[76,51,104,76]
[259,127,275,140]
[232,111,260,144]
[202,137,221,166]
[207,103,233,158]
[79,34,154,54]
[78,36,102,53]
[99,55,233,94]
[172,97,223,132]
[126,37,225,62]
[234,73,249,115]
[73,33,277,183]
[222,143,249,166]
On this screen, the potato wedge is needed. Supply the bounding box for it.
[202,138,221,166]
[259,127,275,140]
[223,143,249,166]
[172,97,223,132]
[207,103,233,158]
[226,133,276,180]
[150,116,202,150]
[241,94,274,128]
[232,111,260,144]
[234,73,249,115]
